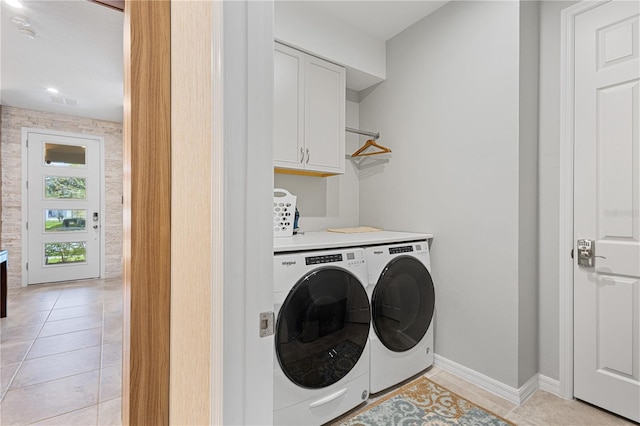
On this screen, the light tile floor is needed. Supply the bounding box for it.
[1,278,122,426]
[2,279,637,426]
[331,367,637,426]
[426,368,636,426]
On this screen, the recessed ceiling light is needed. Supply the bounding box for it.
[4,0,24,9]
[11,15,31,27]
[47,87,59,94]
[17,27,36,39]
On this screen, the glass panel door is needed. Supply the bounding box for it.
[27,132,101,284]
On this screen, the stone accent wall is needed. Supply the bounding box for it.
[0,106,123,288]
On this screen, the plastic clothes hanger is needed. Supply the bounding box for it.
[351,139,392,157]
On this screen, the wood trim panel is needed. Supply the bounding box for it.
[210,2,224,421]
[169,1,215,423]
[274,167,336,178]
[122,1,171,424]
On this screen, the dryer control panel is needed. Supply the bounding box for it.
[365,241,431,284]
[389,245,413,254]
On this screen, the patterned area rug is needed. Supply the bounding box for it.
[337,376,515,426]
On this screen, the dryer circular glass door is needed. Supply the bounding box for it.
[372,256,435,352]
[276,267,370,389]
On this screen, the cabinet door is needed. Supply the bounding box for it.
[305,56,345,174]
[274,44,305,170]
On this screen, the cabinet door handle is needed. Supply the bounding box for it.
[306,148,310,164]
[300,147,304,164]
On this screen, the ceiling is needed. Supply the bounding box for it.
[301,1,448,41]
[0,0,124,122]
[0,0,446,124]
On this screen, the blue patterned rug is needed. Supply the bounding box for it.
[336,376,514,426]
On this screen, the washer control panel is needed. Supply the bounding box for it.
[346,250,366,267]
[305,253,342,265]
[275,248,367,294]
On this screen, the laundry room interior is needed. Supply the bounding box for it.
[273,0,557,400]
[269,1,640,422]
[2,0,637,424]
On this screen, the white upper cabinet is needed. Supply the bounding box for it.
[274,42,346,176]
[274,44,305,169]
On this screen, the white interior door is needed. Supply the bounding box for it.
[26,131,102,284]
[573,1,640,422]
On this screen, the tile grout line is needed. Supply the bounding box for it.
[6,365,104,393]
[96,293,107,425]
[24,404,99,426]
[19,340,103,367]
[3,280,109,425]
[0,288,61,403]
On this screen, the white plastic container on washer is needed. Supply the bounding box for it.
[273,188,297,237]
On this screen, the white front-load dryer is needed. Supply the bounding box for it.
[273,248,371,425]
[364,240,435,394]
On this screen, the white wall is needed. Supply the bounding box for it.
[538,0,580,381]
[274,98,360,231]
[274,1,385,91]
[359,1,530,388]
[518,0,541,385]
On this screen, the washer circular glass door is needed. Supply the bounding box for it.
[276,267,370,389]
[372,256,435,352]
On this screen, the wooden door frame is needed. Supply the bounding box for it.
[122,1,171,424]
[122,1,224,424]
[169,1,221,424]
[123,1,273,424]
[558,0,610,401]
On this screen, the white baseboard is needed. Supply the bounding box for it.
[434,354,550,405]
[538,374,561,396]
[434,354,522,405]
[519,374,539,404]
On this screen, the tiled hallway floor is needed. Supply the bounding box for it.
[2,279,637,426]
[1,278,122,425]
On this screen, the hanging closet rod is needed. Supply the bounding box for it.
[346,127,380,140]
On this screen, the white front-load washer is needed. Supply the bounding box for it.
[273,248,371,425]
[364,240,435,394]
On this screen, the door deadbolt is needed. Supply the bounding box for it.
[577,239,606,267]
